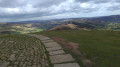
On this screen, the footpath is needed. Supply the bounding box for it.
[29,34,80,67]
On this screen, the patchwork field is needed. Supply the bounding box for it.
[35,30,120,67]
[0,34,49,67]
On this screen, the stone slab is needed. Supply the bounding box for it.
[38,35,51,40]
[42,40,54,43]
[29,34,51,40]
[40,37,51,41]
[49,50,65,55]
[54,63,80,67]
[50,54,75,64]
[46,47,62,51]
[44,42,61,48]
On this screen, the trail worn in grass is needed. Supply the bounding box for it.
[0,34,49,67]
[34,30,120,67]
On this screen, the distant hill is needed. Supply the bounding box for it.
[86,15,120,23]
[0,31,17,34]
[50,24,80,31]
[0,21,67,34]
[0,15,120,34]
[68,15,120,30]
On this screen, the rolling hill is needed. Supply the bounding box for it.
[0,15,120,34]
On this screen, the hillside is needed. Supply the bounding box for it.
[50,24,80,31]
[1,15,120,34]
[87,15,120,23]
[49,15,120,31]
[0,21,65,34]
[34,30,120,67]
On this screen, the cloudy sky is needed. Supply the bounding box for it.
[0,0,120,22]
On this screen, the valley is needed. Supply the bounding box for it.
[1,15,120,34]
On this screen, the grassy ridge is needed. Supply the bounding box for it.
[35,30,120,67]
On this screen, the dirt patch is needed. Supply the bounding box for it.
[51,36,93,67]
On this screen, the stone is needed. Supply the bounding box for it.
[0,62,9,67]
[27,66,31,67]
[12,51,17,54]
[54,63,80,67]
[41,40,54,43]
[23,64,26,67]
[37,64,41,67]
[50,54,75,64]
[46,47,62,51]
[0,41,3,44]
[14,65,18,67]
[8,54,15,61]
[8,66,12,67]
[32,65,37,67]
[44,42,61,48]
[29,34,51,40]
[14,62,19,65]
[38,36,51,41]
[40,37,51,41]
[49,50,65,55]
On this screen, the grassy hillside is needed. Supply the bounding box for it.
[72,21,120,30]
[35,30,120,67]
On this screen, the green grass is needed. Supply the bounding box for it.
[14,28,44,34]
[34,30,120,67]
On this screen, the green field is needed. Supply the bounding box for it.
[35,30,120,67]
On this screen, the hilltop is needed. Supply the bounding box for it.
[50,23,79,30]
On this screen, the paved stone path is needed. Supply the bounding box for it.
[29,34,80,67]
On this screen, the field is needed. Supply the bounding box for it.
[35,30,120,67]
[0,34,49,67]
[0,21,65,34]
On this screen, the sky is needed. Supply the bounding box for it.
[0,0,120,22]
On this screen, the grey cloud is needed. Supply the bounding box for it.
[115,0,120,2]
[0,0,28,8]
[75,0,90,3]
[0,0,120,22]
[93,0,110,3]
[32,0,65,8]
[75,0,112,3]
[0,11,51,19]
[107,5,120,11]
